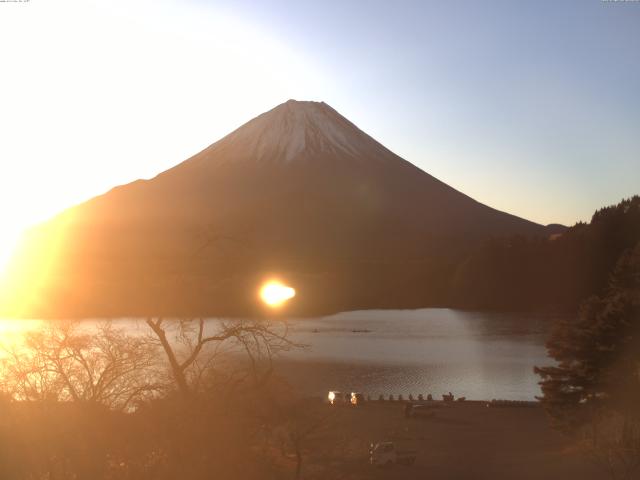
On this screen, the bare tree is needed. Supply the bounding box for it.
[266,399,335,480]
[145,317,299,397]
[0,321,163,410]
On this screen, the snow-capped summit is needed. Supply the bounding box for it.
[200,99,393,164]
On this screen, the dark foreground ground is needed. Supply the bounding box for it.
[0,395,607,479]
[286,400,602,480]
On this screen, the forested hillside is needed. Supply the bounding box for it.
[450,196,640,312]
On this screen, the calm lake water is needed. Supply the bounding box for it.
[1,309,561,401]
[275,309,561,401]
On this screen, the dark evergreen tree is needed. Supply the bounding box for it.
[535,242,640,478]
[451,196,640,312]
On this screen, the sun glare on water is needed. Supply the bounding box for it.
[259,280,296,308]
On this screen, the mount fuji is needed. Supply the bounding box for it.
[3,100,558,318]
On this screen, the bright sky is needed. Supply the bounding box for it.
[1,0,639,273]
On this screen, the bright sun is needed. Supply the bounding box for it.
[259,280,296,308]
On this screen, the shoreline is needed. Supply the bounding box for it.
[272,356,543,402]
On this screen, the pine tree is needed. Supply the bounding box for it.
[535,242,640,478]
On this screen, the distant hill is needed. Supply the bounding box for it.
[450,196,640,312]
[1,100,560,318]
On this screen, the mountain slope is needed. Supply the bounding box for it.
[2,100,554,318]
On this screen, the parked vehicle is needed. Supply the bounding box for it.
[369,442,417,466]
[350,392,365,405]
[328,391,347,405]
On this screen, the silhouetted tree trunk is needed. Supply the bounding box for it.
[145,317,297,397]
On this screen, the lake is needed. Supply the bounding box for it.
[0,308,560,401]
[275,308,560,401]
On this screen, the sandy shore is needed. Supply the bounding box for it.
[285,399,602,480]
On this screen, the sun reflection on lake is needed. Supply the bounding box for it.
[259,280,296,308]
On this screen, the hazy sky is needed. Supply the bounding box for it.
[0,0,639,268]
